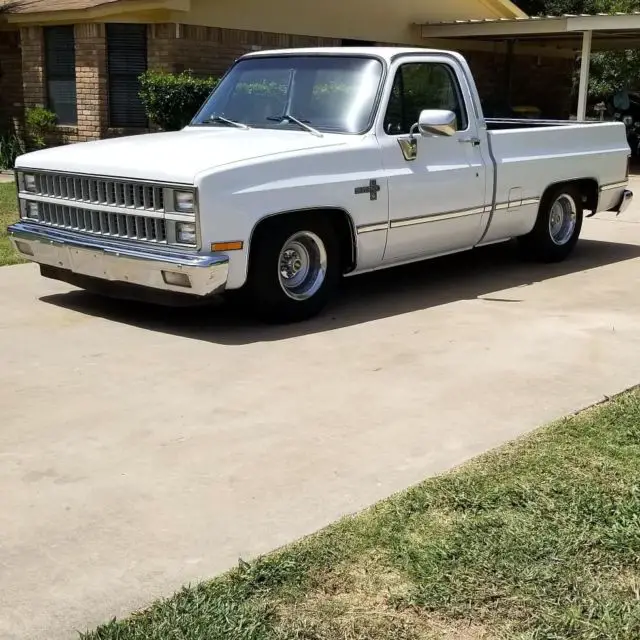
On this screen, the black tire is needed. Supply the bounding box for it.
[242,215,341,324]
[518,184,584,263]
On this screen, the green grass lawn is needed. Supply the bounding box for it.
[0,181,22,266]
[84,389,640,640]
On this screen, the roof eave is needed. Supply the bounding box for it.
[420,17,569,39]
[420,12,640,39]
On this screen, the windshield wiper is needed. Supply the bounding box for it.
[267,114,323,137]
[206,115,250,130]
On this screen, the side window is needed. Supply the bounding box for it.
[44,26,77,125]
[384,62,468,135]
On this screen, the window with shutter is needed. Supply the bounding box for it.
[44,26,77,125]
[107,24,148,128]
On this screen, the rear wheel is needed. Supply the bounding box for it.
[243,215,340,323]
[518,185,584,263]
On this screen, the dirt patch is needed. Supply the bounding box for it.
[274,554,491,640]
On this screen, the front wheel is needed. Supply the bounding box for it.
[518,185,584,263]
[243,216,340,324]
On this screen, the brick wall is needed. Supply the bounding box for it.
[18,24,109,143]
[466,49,575,119]
[0,30,24,132]
[74,23,108,141]
[20,26,45,110]
[148,24,341,77]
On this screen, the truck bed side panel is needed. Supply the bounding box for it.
[482,122,629,244]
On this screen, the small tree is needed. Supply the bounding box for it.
[139,70,218,131]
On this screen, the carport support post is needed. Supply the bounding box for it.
[577,30,593,121]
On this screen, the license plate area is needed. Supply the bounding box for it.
[68,248,110,279]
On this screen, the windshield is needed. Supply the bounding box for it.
[191,55,384,134]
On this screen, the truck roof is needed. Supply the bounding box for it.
[241,47,455,62]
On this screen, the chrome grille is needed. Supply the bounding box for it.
[37,202,167,243]
[33,172,165,212]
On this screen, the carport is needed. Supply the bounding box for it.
[420,13,640,120]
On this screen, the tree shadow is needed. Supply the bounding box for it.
[40,238,640,345]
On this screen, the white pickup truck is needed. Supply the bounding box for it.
[10,47,633,323]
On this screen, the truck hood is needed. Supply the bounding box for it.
[16,127,348,184]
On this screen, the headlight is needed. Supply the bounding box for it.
[23,173,36,193]
[174,191,194,213]
[24,201,40,220]
[176,221,197,245]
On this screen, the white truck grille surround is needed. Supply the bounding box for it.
[34,173,165,212]
[19,171,197,247]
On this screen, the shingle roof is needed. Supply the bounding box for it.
[0,0,134,13]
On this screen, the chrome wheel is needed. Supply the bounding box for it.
[278,231,327,301]
[549,194,578,246]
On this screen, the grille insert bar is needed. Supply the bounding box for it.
[38,202,167,243]
[33,173,165,213]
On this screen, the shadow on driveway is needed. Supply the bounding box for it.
[40,239,640,345]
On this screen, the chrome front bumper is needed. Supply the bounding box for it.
[611,189,634,215]
[9,221,229,297]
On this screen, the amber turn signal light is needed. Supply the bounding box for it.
[211,241,244,251]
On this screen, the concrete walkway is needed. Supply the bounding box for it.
[2,191,640,639]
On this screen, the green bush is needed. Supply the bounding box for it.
[24,106,57,150]
[139,70,218,131]
[0,131,25,170]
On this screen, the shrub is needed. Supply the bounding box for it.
[139,70,218,131]
[0,131,25,170]
[24,106,58,150]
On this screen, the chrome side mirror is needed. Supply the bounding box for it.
[418,109,457,137]
[398,109,458,162]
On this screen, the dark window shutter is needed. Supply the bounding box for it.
[107,24,147,128]
[44,26,77,125]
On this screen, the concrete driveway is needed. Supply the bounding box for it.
[3,190,640,639]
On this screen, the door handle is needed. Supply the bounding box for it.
[459,137,481,147]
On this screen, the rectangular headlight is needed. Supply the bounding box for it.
[174,191,194,213]
[23,173,36,193]
[24,201,40,220]
[176,221,197,245]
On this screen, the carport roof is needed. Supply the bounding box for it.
[419,12,640,51]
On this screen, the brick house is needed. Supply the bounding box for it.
[0,0,575,143]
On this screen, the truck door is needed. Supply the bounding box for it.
[377,56,490,263]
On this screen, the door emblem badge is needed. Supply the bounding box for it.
[354,179,381,201]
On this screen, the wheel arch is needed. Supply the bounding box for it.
[247,207,358,276]
[541,177,599,213]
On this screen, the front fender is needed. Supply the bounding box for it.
[195,136,387,289]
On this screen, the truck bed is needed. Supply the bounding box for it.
[486,118,581,131]
[479,119,629,244]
